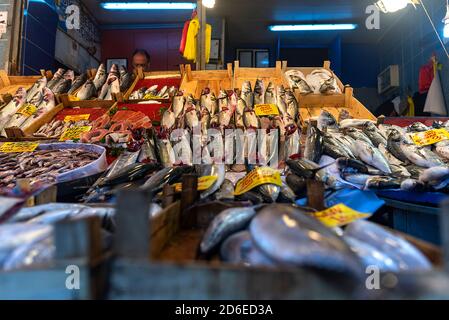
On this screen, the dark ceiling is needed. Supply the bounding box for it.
[82,0,405,45]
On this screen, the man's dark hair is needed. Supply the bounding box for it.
[132,49,151,63]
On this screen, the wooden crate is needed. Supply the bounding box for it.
[3,103,65,139]
[0,216,108,299]
[0,70,50,102]
[283,61,376,124]
[123,68,183,101]
[59,94,118,109]
[179,64,233,98]
[233,60,289,92]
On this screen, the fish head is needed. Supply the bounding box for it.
[242,81,252,93]
[201,87,211,96]
[254,79,264,94]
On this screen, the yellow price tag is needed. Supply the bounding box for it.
[59,126,92,141]
[311,204,371,228]
[0,142,39,153]
[64,114,90,122]
[68,95,80,102]
[234,167,282,196]
[143,94,163,100]
[16,103,37,117]
[411,129,449,146]
[254,104,279,117]
[172,175,218,193]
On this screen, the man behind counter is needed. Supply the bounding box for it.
[132,49,151,73]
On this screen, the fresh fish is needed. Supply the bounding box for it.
[364,176,401,190]
[277,184,296,203]
[285,70,312,95]
[157,85,169,98]
[390,164,411,179]
[25,77,47,104]
[345,220,432,272]
[172,94,185,118]
[68,73,88,95]
[362,122,387,147]
[93,64,107,90]
[0,88,27,133]
[340,119,375,129]
[201,88,218,116]
[141,166,194,194]
[419,166,449,184]
[284,126,301,160]
[253,79,265,105]
[401,178,426,192]
[243,107,260,129]
[264,82,276,105]
[387,129,410,163]
[319,76,340,94]
[76,80,97,100]
[435,140,449,160]
[407,122,430,133]
[286,159,337,187]
[99,163,159,188]
[52,78,72,94]
[161,109,176,132]
[317,110,338,131]
[119,66,133,92]
[354,140,391,174]
[214,179,235,201]
[344,127,374,146]
[200,206,257,254]
[400,142,444,168]
[406,164,426,180]
[275,85,288,116]
[157,138,176,168]
[336,158,369,174]
[250,204,362,275]
[285,89,298,120]
[342,173,373,186]
[338,109,351,122]
[138,133,158,163]
[46,68,65,90]
[343,236,399,272]
[323,135,355,159]
[285,174,307,198]
[217,90,229,110]
[201,164,225,200]
[20,88,57,132]
[378,143,403,166]
[257,183,281,203]
[241,81,254,109]
[220,231,275,266]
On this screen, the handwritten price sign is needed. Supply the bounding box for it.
[64,114,90,122]
[311,204,371,228]
[59,126,92,141]
[234,167,282,196]
[254,104,280,117]
[0,142,39,153]
[172,176,218,193]
[16,104,37,117]
[411,129,449,146]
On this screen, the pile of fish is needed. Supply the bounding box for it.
[300,111,449,193]
[200,204,431,274]
[0,148,99,191]
[129,84,178,100]
[80,110,152,145]
[0,79,58,137]
[285,69,341,95]
[158,80,301,168]
[33,119,91,139]
[76,64,134,101]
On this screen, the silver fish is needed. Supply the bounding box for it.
[264,82,276,105]
[76,79,97,100]
[250,204,362,275]
[344,127,374,146]
[161,109,176,132]
[200,163,225,200]
[340,119,375,129]
[68,73,88,95]
[362,122,387,147]
[253,79,265,105]
[400,142,444,168]
[172,94,185,118]
[407,122,430,132]
[317,110,338,131]
[20,88,57,132]
[201,206,257,254]
[93,64,107,90]
[47,68,65,90]
[0,88,27,133]
[419,166,449,183]
[241,81,254,109]
[215,179,235,201]
[354,140,391,174]
[345,220,432,272]
[285,89,298,120]
[157,139,176,168]
[284,126,301,160]
[25,77,47,104]
[434,140,449,160]
[201,88,218,116]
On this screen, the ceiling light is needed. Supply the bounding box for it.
[269,24,358,32]
[100,2,197,10]
[375,0,415,13]
[203,0,215,8]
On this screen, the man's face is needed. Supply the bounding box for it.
[133,54,149,71]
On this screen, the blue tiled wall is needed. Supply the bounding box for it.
[21,0,58,75]
[379,1,449,111]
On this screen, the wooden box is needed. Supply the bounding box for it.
[179,64,233,98]
[233,60,289,92]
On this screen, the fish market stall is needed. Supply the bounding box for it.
[0,70,51,101]
[179,64,233,98]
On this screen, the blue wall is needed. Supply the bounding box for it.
[378,1,449,110]
[341,43,380,88]
[21,0,58,75]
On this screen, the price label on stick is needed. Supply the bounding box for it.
[59,126,92,141]
[254,104,280,116]
[411,129,449,146]
[64,114,90,122]
[0,142,39,153]
[310,204,371,228]
[234,167,282,196]
[172,175,218,193]
[16,103,37,117]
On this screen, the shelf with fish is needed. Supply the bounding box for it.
[0,214,109,300]
[283,61,376,124]
[233,60,289,93]
[0,70,52,104]
[107,181,447,300]
[179,63,233,99]
[124,67,182,102]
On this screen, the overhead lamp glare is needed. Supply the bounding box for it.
[203,0,215,8]
[375,0,414,13]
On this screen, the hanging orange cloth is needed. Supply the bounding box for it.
[183,17,200,62]
[179,20,190,55]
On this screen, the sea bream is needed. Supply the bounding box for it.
[400,141,444,168]
[354,140,391,174]
[0,88,27,134]
[93,64,107,90]
[20,88,57,133]
[76,79,97,100]
[362,122,387,147]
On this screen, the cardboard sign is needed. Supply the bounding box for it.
[16,104,37,117]
[59,126,92,141]
[254,104,280,117]
[411,129,449,146]
[172,176,218,193]
[234,167,282,196]
[64,114,90,122]
[0,142,39,153]
[311,204,371,228]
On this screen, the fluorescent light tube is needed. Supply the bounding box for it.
[100,2,197,10]
[269,24,358,32]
